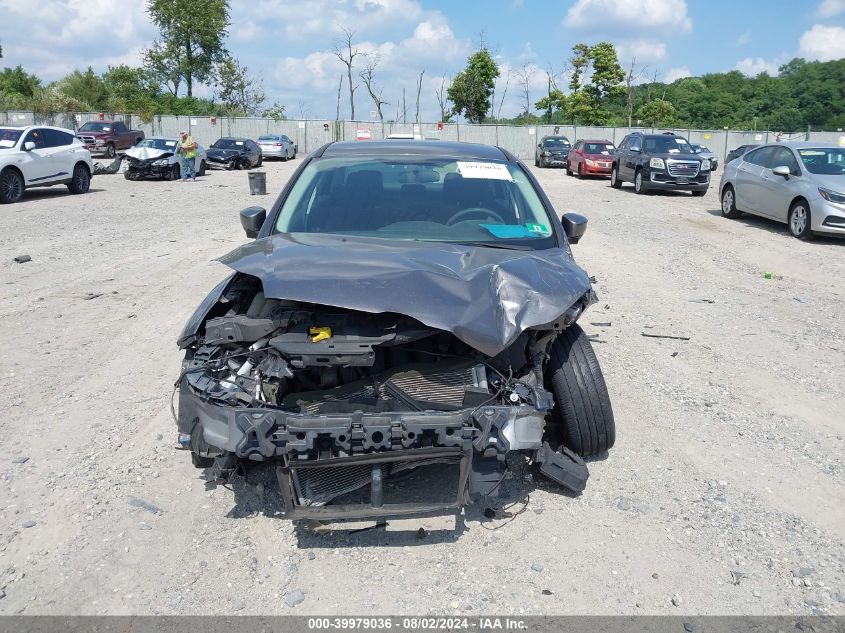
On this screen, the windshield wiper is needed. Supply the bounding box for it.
[446,241,534,251]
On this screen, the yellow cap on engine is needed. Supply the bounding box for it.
[309,326,332,342]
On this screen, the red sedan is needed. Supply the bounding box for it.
[566,139,617,178]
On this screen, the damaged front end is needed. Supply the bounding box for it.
[124,153,174,180]
[176,231,610,521]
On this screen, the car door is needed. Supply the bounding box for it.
[734,146,775,213]
[112,121,127,147]
[18,128,56,184]
[569,141,580,169]
[758,147,804,222]
[620,136,639,180]
[44,129,81,180]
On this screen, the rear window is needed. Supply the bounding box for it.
[258,136,278,141]
[212,139,244,149]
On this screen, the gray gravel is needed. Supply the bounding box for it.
[0,161,842,615]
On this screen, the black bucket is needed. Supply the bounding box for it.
[248,171,267,195]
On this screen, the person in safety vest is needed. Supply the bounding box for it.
[177,130,198,181]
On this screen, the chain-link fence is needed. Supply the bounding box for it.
[2,110,844,164]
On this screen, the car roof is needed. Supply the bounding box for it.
[580,139,613,143]
[541,135,569,141]
[1,125,75,133]
[217,137,249,141]
[778,140,842,149]
[321,140,509,160]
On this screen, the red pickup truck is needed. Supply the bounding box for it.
[75,120,145,158]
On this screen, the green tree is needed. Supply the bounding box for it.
[535,88,567,122]
[448,47,499,123]
[262,102,287,120]
[636,99,676,126]
[102,65,161,122]
[52,67,108,110]
[144,0,230,97]
[565,42,625,125]
[214,58,265,115]
[0,65,41,97]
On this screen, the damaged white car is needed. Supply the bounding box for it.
[175,140,615,521]
[123,137,207,180]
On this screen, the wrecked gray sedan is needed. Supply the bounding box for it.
[176,140,615,521]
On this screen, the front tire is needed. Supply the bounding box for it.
[198,160,206,176]
[610,165,622,189]
[67,163,90,194]
[105,143,116,159]
[547,324,616,457]
[720,185,741,219]
[0,168,25,204]
[168,164,181,181]
[788,200,814,240]
[577,163,584,179]
[634,169,648,194]
[566,161,572,176]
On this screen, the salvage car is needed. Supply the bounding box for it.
[1,125,92,204]
[534,135,571,168]
[719,141,845,240]
[725,144,758,165]
[123,137,208,180]
[566,139,616,178]
[690,143,718,171]
[175,140,615,521]
[257,134,297,160]
[207,137,262,170]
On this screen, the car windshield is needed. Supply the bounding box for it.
[644,136,694,154]
[544,138,569,147]
[583,142,615,155]
[138,138,177,150]
[0,128,23,148]
[273,156,556,249]
[78,122,112,132]
[212,139,245,149]
[798,148,845,175]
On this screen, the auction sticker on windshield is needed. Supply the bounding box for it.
[456,161,513,181]
[0,140,15,148]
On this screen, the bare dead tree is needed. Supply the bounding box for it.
[625,57,648,128]
[514,63,535,116]
[495,69,510,120]
[435,74,452,122]
[359,57,389,122]
[402,87,407,124]
[335,74,343,120]
[414,70,425,124]
[297,99,310,120]
[332,28,364,120]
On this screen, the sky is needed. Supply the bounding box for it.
[1,0,844,121]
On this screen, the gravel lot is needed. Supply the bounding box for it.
[1,157,843,616]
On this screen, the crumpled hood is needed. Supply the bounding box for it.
[125,146,171,160]
[215,233,594,356]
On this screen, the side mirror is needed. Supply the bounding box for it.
[772,165,790,178]
[561,212,588,244]
[24,141,35,151]
[240,206,267,238]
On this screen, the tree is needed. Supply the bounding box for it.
[566,42,626,125]
[625,57,648,127]
[535,88,567,123]
[448,47,499,123]
[415,70,425,124]
[214,58,265,115]
[53,67,108,111]
[332,28,363,120]
[144,0,230,97]
[434,75,453,123]
[102,65,160,120]
[636,99,675,126]
[359,57,389,122]
[514,63,535,116]
[0,65,41,97]
[262,102,286,120]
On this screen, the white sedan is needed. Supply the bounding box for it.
[0,125,93,204]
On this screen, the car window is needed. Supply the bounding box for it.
[797,148,845,175]
[44,129,75,147]
[273,156,557,249]
[771,148,801,176]
[114,122,126,133]
[584,142,615,155]
[628,136,642,151]
[643,136,693,154]
[745,146,776,167]
[0,128,24,148]
[23,129,47,149]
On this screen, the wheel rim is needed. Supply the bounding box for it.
[74,168,88,191]
[2,172,22,200]
[722,190,733,214]
[791,206,807,234]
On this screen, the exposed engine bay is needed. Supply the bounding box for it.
[176,272,594,520]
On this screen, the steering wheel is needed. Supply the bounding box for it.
[446,207,506,226]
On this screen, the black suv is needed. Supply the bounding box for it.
[534,135,572,168]
[611,132,711,196]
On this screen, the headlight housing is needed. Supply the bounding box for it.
[585,159,595,166]
[153,158,169,166]
[649,157,665,169]
[700,159,711,171]
[819,187,845,204]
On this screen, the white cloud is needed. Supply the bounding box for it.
[798,24,845,61]
[664,66,691,82]
[733,56,786,76]
[815,0,845,18]
[736,31,751,46]
[564,0,692,32]
[617,39,668,64]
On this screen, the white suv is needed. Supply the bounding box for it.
[0,125,93,204]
